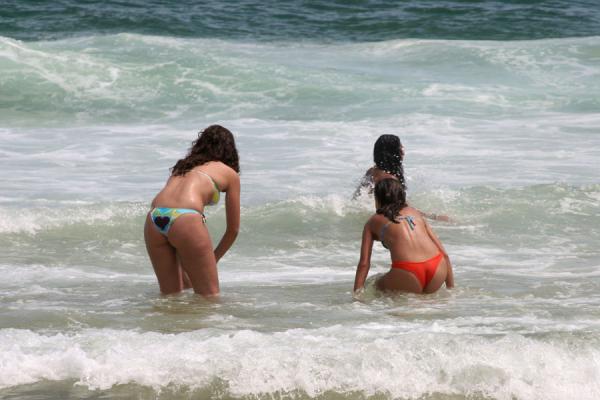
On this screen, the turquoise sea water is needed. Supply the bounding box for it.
[1,1,599,399]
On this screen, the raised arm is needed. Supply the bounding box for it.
[424,218,454,288]
[354,221,375,292]
[352,168,375,199]
[213,173,240,262]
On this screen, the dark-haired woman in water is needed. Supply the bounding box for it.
[354,134,406,196]
[354,134,448,221]
[144,125,240,297]
[354,178,454,294]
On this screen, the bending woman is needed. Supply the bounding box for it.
[354,178,454,294]
[144,125,240,297]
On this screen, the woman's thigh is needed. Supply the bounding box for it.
[168,214,219,297]
[144,215,182,294]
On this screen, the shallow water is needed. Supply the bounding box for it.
[1,1,600,399]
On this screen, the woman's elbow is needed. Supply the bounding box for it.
[356,261,369,272]
[226,227,239,239]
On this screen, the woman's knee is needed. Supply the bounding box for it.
[204,287,220,298]
[160,284,183,295]
[193,281,220,298]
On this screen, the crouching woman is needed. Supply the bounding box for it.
[354,179,454,294]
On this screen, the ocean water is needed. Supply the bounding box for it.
[1,1,600,399]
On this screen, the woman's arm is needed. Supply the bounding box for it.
[419,210,451,222]
[353,221,374,292]
[352,168,374,199]
[424,218,454,288]
[213,173,240,262]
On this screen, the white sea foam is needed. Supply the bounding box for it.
[220,264,354,285]
[0,328,598,399]
[0,264,152,285]
[0,203,146,234]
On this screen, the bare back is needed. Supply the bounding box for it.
[369,207,439,263]
[151,161,234,211]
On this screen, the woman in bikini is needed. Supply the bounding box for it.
[144,125,240,297]
[354,178,454,294]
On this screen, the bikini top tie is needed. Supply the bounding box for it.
[379,215,416,249]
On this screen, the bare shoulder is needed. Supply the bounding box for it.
[372,168,396,184]
[204,161,238,179]
[402,206,423,219]
[365,214,376,229]
[195,161,239,191]
[219,162,240,191]
[367,213,388,230]
[225,164,240,183]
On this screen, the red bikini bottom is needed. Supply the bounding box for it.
[391,253,443,289]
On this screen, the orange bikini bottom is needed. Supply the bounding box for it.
[391,253,443,289]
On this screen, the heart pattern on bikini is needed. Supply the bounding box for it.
[154,216,171,230]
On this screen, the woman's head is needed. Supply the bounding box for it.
[171,125,240,176]
[375,178,407,222]
[373,134,405,189]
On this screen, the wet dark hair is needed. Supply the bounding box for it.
[171,125,240,176]
[375,178,407,223]
[373,134,405,190]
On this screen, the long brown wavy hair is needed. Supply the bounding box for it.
[375,178,407,223]
[171,125,240,176]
